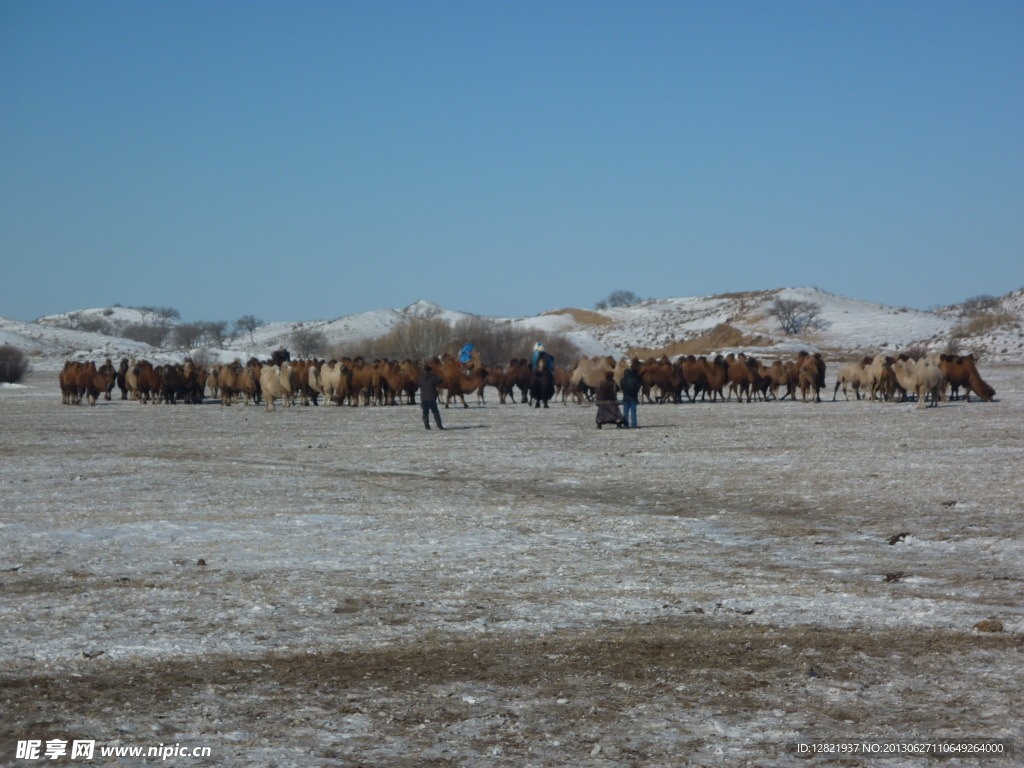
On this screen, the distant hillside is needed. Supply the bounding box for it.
[3,287,1022,370]
[522,286,1023,361]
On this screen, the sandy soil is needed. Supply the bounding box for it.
[1,366,1021,767]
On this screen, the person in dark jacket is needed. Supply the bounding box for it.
[619,362,641,428]
[595,371,623,429]
[418,365,444,430]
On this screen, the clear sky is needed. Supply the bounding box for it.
[1,1,1022,323]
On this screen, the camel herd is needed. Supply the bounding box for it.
[573,351,827,405]
[831,352,994,408]
[57,350,995,412]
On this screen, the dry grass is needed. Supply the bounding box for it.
[951,312,1019,338]
[710,290,773,301]
[629,323,771,358]
[541,308,614,326]
[3,620,1018,765]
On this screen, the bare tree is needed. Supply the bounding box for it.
[333,316,580,366]
[801,302,824,332]
[0,344,31,384]
[137,306,181,325]
[767,298,825,335]
[235,315,264,344]
[343,318,457,361]
[171,323,205,349]
[199,321,229,347]
[290,326,328,358]
[596,290,642,310]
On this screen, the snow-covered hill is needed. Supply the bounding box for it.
[4,287,1022,369]
[0,316,156,368]
[522,286,1023,361]
[35,305,174,330]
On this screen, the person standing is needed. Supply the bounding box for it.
[418,365,445,430]
[619,360,641,428]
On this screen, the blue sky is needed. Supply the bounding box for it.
[1,1,1021,323]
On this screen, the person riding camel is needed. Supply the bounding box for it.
[532,342,554,371]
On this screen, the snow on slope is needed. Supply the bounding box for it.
[936,287,1024,362]
[245,300,481,352]
[743,287,953,353]
[5,288,1022,367]
[36,305,167,329]
[0,315,156,370]
[520,287,959,358]
[524,286,1023,360]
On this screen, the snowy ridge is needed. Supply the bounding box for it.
[36,305,170,329]
[3,287,1022,367]
[0,315,156,367]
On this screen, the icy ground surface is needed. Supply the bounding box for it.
[1,368,1022,767]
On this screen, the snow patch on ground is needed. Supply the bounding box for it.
[1,365,1021,765]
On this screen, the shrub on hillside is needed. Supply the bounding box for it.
[121,323,169,347]
[334,318,455,362]
[331,316,581,366]
[0,344,31,384]
[950,312,1018,339]
[290,327,328,358]
[74,316,116,335]
[960,294,1000,317]
[901,344,928,361]
[49,311,116,336]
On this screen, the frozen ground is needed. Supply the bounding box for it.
[1,367,1022,767]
